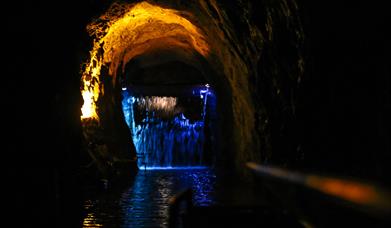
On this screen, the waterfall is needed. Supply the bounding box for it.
[122,86,213,169]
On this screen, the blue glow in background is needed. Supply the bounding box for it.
[122,86,215,169]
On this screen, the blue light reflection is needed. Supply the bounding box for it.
[119,169,216,227]
[142,166,208,170]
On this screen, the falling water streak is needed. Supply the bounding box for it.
[122,87,213,169]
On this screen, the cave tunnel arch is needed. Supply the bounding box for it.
[80,1,260,177]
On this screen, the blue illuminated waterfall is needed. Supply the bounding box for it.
[122,86,214,169]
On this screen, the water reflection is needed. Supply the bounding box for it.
[82,212,103,227]
[82,169,216,228]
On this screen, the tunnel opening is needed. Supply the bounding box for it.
[79,1,232,176]
[78,0,240,177]
[117,41,220,170]
[119,58,219,169]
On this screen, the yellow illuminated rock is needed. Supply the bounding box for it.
[81,1,209,120]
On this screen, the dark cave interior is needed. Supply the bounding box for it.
[4,0,390,227]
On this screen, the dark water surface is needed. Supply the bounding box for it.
[82,168,216,227]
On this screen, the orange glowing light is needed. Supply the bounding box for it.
[306,176,380,205]
[80,1,209,120]
[247,162,391,211]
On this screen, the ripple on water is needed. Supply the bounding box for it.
[82,168,216,228]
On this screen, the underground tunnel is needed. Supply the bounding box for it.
[4,0,390,227]
[80,1,256,177]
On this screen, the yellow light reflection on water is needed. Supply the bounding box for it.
[82,212,103,227]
